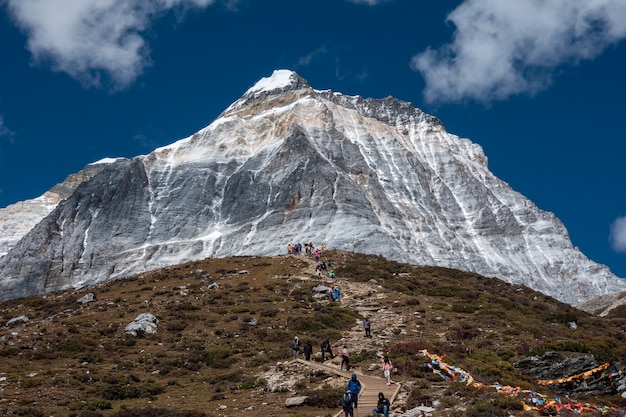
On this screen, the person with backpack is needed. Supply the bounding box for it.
[382,355,393,385]
[321,337,333,362]
[291,336,301,360]
[341,390,354,417]
[363,317,372,338]
[332,286,341,302]
[347,373,362,409]
[303,340,313,361]
[372,392,390,416]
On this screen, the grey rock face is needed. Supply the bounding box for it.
[514,351,626,396]
[0,161,112,258]
[0,69,625,308]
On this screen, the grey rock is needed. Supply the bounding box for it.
[514,351,626,396]
[285,396,309,407]
[125,313,157,336]
[312,285,330,293]
[77,293,95,304]
[5,315,29,327]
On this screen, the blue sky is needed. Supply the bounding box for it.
[0,0,625,277]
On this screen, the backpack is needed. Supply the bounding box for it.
[341,392,353,408]
[292,340,300,350]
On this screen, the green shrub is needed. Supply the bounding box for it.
[451,305,476,314]
[424,286,462,297]
[300,386,344,408]
[21,378,42,388]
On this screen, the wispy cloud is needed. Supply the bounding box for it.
[411,0,626,104]
[296,47,329,68]
[0,115,15,143]
[3,0,217,90]
[610,216,626,254]
[346,0,391,4]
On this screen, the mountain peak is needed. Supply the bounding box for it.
[245,69,310,96]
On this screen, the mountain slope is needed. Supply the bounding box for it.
[0,160,115,258]
[1,252,625,417]
[0,70,624,306]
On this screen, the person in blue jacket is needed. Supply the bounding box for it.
[347,373,362,409]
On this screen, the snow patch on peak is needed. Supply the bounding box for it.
[90,157,126,165]
[246,69,300,95]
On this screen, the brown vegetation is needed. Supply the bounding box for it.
[0,250,625,416]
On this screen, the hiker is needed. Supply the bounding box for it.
[363,317,371,338]
[340,345,351,371]
[332,286,341,302]
[372,392,390,417]
[328,283,336,300]
[303,341,313,361]
[291,336,301,360]
[328,270,336,279]
[321,337,333,362]
[347,373,362,409]
[341,390,354,417]
[382,356,393,385]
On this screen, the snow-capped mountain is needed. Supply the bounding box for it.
[1,70,624,306]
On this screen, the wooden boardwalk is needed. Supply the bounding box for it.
[295,359,400,416]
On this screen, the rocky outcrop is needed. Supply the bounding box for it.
[514,351,626,396]
[1,69,625,307]
[124,313,158,337]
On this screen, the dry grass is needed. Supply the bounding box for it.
[0,250,625,416]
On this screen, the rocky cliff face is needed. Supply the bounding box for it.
[0,161,112,258]
[1,70,624,305]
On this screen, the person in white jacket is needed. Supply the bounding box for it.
[382,356,393,385]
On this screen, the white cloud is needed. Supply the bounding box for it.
[3,0,216,90]
[610,216,626,254]
[0,115,15,141]
[346,0,391,4]
[296,47,329,67]
[411,0,626,104]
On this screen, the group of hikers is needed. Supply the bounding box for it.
[291,336,335,363]
[286,242,392,416]
[291,336,393,416]
[286,241,340,299]
[287,241,335,278]
[340,373,390,417]
[287,241,327,256]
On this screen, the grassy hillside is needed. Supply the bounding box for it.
[1,250,625,417]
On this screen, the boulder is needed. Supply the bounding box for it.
[124,313,158,336]
[285,396,309,407]
[77,293,95,304]
[5,315,29,327]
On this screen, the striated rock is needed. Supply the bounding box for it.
[514,351,626,396]
[0,160,115,259]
